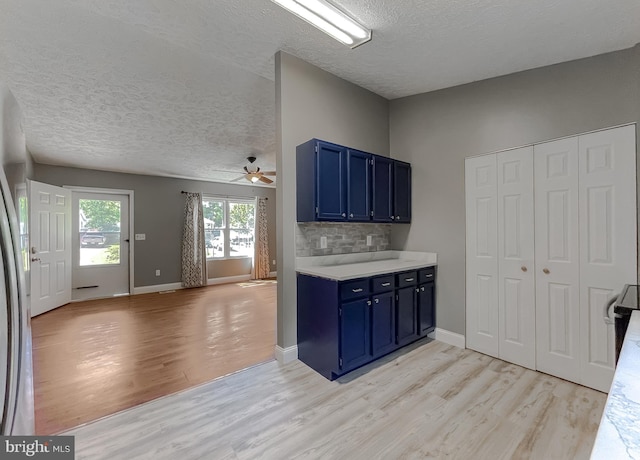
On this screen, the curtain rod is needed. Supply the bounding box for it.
[181,191,267,200]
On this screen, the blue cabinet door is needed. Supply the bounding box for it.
[372,155,394,222]
[396,286,418,346]
[340,298,372,371]
[418,282,435,335]
[346,149,371,221]
[371,291,396,357]
[393,161,411,223]
[317,141,346,220]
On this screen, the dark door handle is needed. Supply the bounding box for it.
[125,239,130,243]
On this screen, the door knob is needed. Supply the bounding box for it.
[31,257,40,262]
[521,266,527,272]
[543,268,550,274]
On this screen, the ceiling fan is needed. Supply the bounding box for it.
[231,156,276,184]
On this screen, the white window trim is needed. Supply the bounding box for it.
[203,196,256,261]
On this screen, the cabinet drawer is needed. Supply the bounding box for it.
[418,267,436,283]
[371,275,395,293]
[340,279,370,300]
[396,271,418,288]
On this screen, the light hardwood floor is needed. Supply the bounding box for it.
[31,280,276,435]
[66,339,606,460]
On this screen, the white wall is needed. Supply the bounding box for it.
[389,44,640,335]
[275,52,389,348]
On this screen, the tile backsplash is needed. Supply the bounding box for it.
[296,222,391,256]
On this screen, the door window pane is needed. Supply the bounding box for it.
[79,199,121,266]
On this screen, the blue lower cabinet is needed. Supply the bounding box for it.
[371,291,396,357]
[396,286,418,346]
[297,266,436,380]
[340,298,372,372]
[418,282,435,335]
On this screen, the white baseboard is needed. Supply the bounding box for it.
[207,274,251,286]
[427,328,466,349]
[275,345,298,364]
[269,271,277,278]
[133,282,183,295]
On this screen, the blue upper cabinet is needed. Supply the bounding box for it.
[371,155,394,222]
[346,149,371,221]
[297,139,411,223]
[393,160,411,223]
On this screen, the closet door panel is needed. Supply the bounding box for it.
[497,147,535,369]
[579,125,637,392]
[465,155,499,357]
[534,137,581,382]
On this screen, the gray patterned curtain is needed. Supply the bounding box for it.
[252,197,270,280]
[181,192,207,288]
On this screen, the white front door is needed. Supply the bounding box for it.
[465,154,499,357]
[497,146,536,370]
[72,191,130,301]
[534,137,581,382]
[578,125,637,392]
[29,180,72,316]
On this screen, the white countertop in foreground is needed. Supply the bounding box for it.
[296,251,437,281]
[591,311,640,459]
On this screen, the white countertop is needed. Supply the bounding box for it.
[591,310,640,459]
[296,251,437,281]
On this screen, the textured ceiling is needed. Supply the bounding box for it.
[0,0,639,184]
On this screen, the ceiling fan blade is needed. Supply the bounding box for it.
[258,175,274,184]
[230,175,246,182]
[262,171,277,176]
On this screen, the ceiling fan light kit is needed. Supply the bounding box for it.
[271,0,371,48]
[231,156,276,185]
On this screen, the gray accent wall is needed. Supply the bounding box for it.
[34,164,277,288]
[276,51,390,348]
[389,44,640,336]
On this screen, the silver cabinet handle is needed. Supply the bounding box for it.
[425,274,433,278]
[391,216,395,220]
[415,288,419,293]
[405,278,414,282]
[352,288,363,293]
[396,216,400,220]
[367,300,372,306]
[421,287,425,292]
[375,298,379,304]
[381,282,391,287]
[341,213,346,217]
[349,213,354,218]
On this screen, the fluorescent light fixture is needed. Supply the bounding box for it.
[272,0,371,48]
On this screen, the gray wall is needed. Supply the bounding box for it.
[34,164,277,288]
[276,51,390,348]
[389,44,640,336]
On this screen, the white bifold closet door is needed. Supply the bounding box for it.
[534,137,581,382]
[497,147,535,370]
[465,154,499,357]
[577,125,636,392]
[467,124,636,392]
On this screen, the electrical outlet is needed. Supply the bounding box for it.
[155,269,160,276]
[320,236,327,249]
[135,233,146,240]
[367,235,373,246]
[272,259,276,266]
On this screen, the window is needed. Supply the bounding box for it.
[203,197,255,259]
